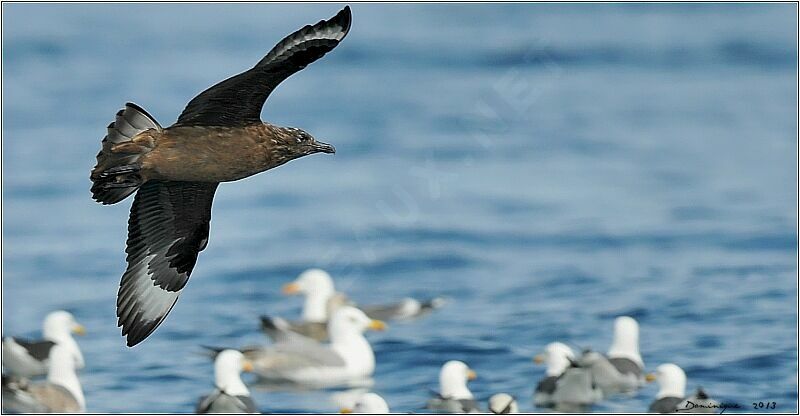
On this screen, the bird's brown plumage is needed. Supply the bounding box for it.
[91,6,351,347]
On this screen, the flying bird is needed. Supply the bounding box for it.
[90,6,352,347]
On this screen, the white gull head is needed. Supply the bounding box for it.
[439,360,476,400]
[654,363,686,399]
[285,268,335,323]
[214,349,251,397]
[543,342,575,376]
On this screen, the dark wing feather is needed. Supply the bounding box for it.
[175,6,351,127]
[608,357,643,376]
[536,375,559,394]
[649,396,683,414]
[237,395,258,413]
[116,180,218,347]
[13,338,56,361]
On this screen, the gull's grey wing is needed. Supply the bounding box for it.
[288,321,329,341]
[677,388,719,414]
[259,315,321,346]
[649,396,683,413]
[426,396,481,413]
[458,399,481,413]
[175,6,351,127]
[116,180,218,347]
[533,375,560,408]
[12,338,56,362]
[359,302,409,321]
[237,395,258,413]
[361,297,446,321]
[197,389,258,414]
[552,368,600,406]
[608,357,642,377]
[244,339,346,374]
[196,389,222,413]
[536,375,558,395]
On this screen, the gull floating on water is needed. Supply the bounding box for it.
[533,342,601,410]
[426,360,480,413]
[340,392,390,414]
[196,350,257,414]
[273,268,346,341]
[533,342,572,407]
[2,310,85,378]
[2,344,85,413]
[579,316,645,395]
[646,363,718,413]
[244,306,385,388]
[268,268,446,342]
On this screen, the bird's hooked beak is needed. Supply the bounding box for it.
[72,324,86,336]
[467,369,477,380]
[645,373,657,383]
[242,360,254,373]
[312,140,336,154]
[339,408,353,414]
[533,354,544,364]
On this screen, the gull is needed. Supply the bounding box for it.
[266,268,445,341]
[196,349,257,414]
[244,306,385,388]
[2,310,85,378]
[533,342,601,410]
[647,364,719,413]
[426,360,480,413]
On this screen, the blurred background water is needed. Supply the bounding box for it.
[2,3,797,413]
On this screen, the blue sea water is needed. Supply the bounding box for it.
[2,3,797,413]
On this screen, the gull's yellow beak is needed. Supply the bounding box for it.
[242,360,254,373]
[72,324,86,336]
[533,355,544,364]
[368,319,387,331]
[282,282,300,295]
[340,408,353,414]
[645,373,656,383]
[467,369,477,380]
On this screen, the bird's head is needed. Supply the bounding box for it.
[275,127,335,160]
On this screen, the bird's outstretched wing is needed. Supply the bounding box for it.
[175,6,352,127]
[116,180,218,347]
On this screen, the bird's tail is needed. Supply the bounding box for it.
[90,103,161,205]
